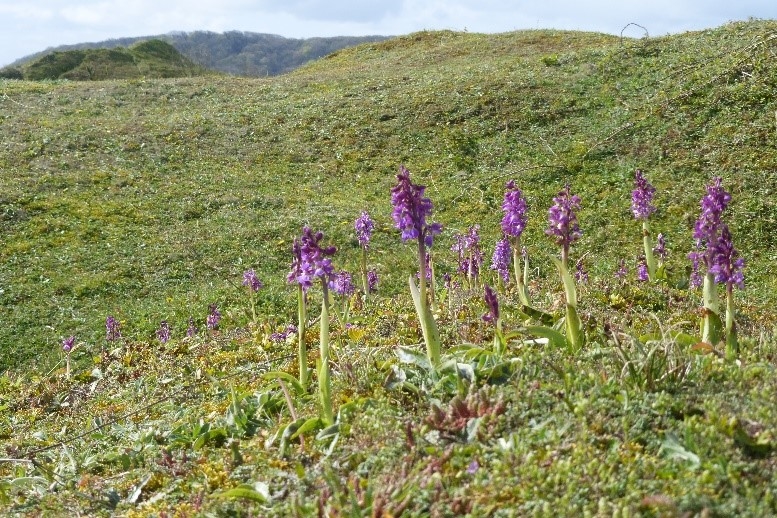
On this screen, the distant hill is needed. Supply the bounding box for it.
[2,39,207,81]
[2,31,392,78]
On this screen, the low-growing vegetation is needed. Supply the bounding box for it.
[1,19,777,516]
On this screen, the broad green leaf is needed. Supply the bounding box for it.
[659,432,700,468]
[522,325,568,349]
[397,346,431,370]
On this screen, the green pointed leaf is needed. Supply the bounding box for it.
[290,417,323,440]
[263,371,306,396]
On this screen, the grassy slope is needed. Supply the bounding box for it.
[1,20,777,516]
[3,23,777,372]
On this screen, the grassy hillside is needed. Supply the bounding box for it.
[1,20,777,516]
[3,21,777,372]
[6,40,207,80]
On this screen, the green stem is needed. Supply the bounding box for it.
[725,283,738,360]
[414,239,441,367]
[512,245,530,306]
[360,247,369,301]
[297,285,308,388]
[701,272,722,345]
[642,220,657,282]
[553,253,582,350]
[319,281,334,425]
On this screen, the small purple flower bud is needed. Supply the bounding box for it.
[631,169,657,220]
[501,180,528,238]
[242,269,263,292]
[206,304,221,330]
[62,336,75,353]
[186,317,198,337]
[637,259,649,282]
[491,237,511,283]
[467,460,480,474]
[615,259,628,279]
[156,321,171,344]
[367,270,379,293]
[451,225,484,278]
[106,316,121,342]
[575,258,589,284]
[416,252,433,281]
[482,284,500,323]
[355,211,374,249]
[270,324,297,342]
[654,233,667,262]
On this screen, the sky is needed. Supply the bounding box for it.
[1,0,776,67]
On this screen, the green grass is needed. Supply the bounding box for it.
[1,20,777,516]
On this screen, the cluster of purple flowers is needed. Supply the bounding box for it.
[287,226,337,291]
[206,304,221,330]
[355,212,374,249]
[156,321,171,344]
[242,269,264,292]
[546,184,582,253]
[106,316,121,342]
[451,225,484,278]
[501,180,528,239]
[688,177,744,289]
[490,237,511,283]
[631,169,657,220]
[329,270,355,297]
[390,165,442,248]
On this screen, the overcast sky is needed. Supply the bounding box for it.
[2,0,776,67]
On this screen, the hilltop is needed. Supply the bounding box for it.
[1,39,208,81]
[2,31,392,78]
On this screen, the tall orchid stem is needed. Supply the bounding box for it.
[642,220,657,281]
[553,249,582,350]
[725,283,738,360]
[701,272,722,345]
[414,239,441,367]
[297,284,308,388]
[512,244,530,306]
[319,281,334,425]
[360,247,369,302]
